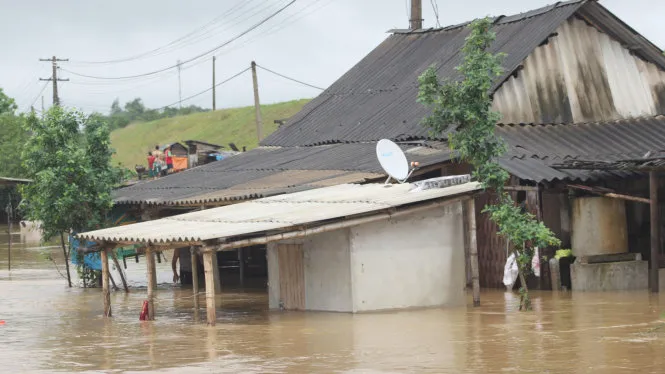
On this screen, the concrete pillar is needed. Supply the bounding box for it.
[146,246,156,320]
[203,249,217,326]
[101,248,112,317]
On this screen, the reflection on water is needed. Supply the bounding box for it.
[1,226,665,373]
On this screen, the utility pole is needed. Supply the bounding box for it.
[39,56,69,106]
[251,61,263,142]
[41,96,45,114]
[212,56,216,111]
[409,0,423,29]
[177,60,182,109]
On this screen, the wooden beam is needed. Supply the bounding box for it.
[504,186,539,192]
[650,171,660,293]
[191,246,200,313]
[101,248,112,317]
[146,246,157,320]
[465,199,480,307]
[203,250,217,326]
[110,251,129,293]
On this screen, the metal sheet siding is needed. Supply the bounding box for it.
[83,182,481,244]
[494,16,665,124]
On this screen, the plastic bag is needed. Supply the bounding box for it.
[531,247,540,277]
[503,253,519,290]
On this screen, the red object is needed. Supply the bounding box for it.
[139,300,149,321]
[165,150,173,166]
[147,155,155,169]
[0,320,5,325]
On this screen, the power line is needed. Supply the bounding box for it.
[430,0,441,28]
[256,64,324,90]
[29,82,50,109]
[71,0,258,65]
[158,66,250,110]
[60,1,296,81]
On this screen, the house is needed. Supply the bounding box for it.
[111,0,665,290]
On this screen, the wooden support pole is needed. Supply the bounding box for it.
[191,246,200,312]
[212,250,221,294]
[203,250,217,326]
[146,246,157,320]
[650,171,660,293]
[101,248,112,317]
[111,251,129,293]
[238,247,245,287]
[465,198,480,307]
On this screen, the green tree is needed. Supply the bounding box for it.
[0,88,17,115]
[417,18,560,310]
[0,88,28,177]
[19,107,121,287]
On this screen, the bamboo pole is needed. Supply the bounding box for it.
[465,198,480,307]
[111,251,129,293]
[146,246,157,320]
[101,248,112,317]
[203,250,217,326]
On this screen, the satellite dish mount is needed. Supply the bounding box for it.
[376,139,419,186]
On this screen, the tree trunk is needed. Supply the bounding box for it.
[516,246,532,311]
[60,232,72,288]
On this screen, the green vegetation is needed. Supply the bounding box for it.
[0,88,28,178]
[20,107,124,287]
[101,97,208,131]
[418,18,560,311]
[110,99,310,168]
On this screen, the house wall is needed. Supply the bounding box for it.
[267,203,467,312]
[349,202,466,312]
[493,16,665,124]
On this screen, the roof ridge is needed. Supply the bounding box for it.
[497,114,665,128]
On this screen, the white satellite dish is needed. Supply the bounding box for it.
[376,139,411,183]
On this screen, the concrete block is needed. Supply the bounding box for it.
[571,260,648,291]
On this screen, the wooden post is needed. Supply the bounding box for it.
[191,246,200,313]
[465,198,480,307]
[101,248,112,317]
[650,171,660,293]
[251,61,263,142]
[212,250,221,294]
[203,249,217,326]
[146,246,157,320]
[111,251,129,293]
[7,210,11,272]
[238,247,245,287]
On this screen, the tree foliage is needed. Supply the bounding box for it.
[417,18,560,310]
[0,88,28,178]
[99,97,208,131]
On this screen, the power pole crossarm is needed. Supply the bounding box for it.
[251,61,263,142]
[39,56,69,107]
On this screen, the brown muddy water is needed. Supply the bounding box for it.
[2,227,665,373]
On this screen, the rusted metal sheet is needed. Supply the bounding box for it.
[494,16,665,124]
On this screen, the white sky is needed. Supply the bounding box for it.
[1,0,662,114]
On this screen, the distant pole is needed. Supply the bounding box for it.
[212,56,216,111]
[251,61,263,142]
[6,198,12,272]
[177,60,182,109]
[39,56,69,106]
[41,96,45,114]
[409,0,423,29]
[650,171,660,293]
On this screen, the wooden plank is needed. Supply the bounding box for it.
[146,246,156,320]
[277,244,305,310]
[110,251,129,293]
[203,251,217,325]
[465,199,480,307]
[101,248,112,317]
[578,252,641,265]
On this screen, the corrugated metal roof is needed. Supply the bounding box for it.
[113,143,452,205]
[85,181,480,244]
[495,115,665,182]
[261,1,586,147]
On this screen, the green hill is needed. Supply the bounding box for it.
[110,98,310,168]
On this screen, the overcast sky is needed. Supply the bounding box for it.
[1,0,662,114]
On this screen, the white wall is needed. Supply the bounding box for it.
[349,202,466,312]
[303,229,352,312]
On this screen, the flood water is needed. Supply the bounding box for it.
[2,227,665,373]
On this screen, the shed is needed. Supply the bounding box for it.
[80,176,481,325]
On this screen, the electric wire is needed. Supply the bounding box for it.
[256,64,324,90]
[28,82,50,109]
[430,0,441,28]
[60,1,296,81]
[157,66,250,110]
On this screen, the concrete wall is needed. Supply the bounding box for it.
[349,202,466,312]
[303,229,352,312]
[571,197,628,257]
[267,202,467,313]
[571,261,648,291]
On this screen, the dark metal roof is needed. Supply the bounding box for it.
[495,115,665,182]
[113,142,452,206]
[261,1,586,147]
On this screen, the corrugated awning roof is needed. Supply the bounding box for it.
[84,180,480,245]
[113,142,452,206]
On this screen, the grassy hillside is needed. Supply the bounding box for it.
[110,98,310,168]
